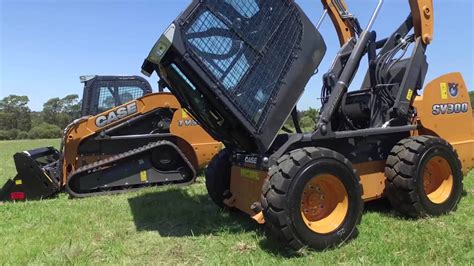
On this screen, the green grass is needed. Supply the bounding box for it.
[0,139,473,264]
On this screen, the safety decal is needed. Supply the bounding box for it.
[240,168,260,181]
[440,83,448,100]
[140,171,148,182]
[182,109,189,119]
[406,89,414,101]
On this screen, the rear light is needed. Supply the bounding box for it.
[10,192,25,200]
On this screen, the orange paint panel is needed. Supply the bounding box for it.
[414,72,474,173]
[228,166,267,216]
[169,108,222,167]
[353,161,386,202]
[409,0,434,44]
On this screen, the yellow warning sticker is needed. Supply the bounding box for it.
[15,180,23,185]
[440,83,448,100]
[406,89,414,101]
[140,171,148,182]
[182,109,189,119]
[240,168,260,181]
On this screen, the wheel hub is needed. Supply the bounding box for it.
[301,174,349,234]
[422,156,454,204]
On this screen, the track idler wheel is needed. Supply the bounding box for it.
[151,145,180,171]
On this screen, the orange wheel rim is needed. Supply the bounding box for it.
[300,174,348,234]
[422,156,453,204]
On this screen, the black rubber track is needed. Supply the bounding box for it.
[385,135,463,218]
[261,147,364,251]
[205,149,232,209]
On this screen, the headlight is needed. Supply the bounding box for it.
[146,23,176,65]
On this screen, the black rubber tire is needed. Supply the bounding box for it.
[261,147,364,251]
[205,149,232,209]
[385,136,463,218]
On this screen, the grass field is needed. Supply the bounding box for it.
[0,139,473,264]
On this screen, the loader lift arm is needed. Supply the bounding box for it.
[316,0,434,137]
[321,0,358,45]
[322,0,433,46]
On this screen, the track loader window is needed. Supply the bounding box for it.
[81,76,153,116]
[97,85,146,113]
[98,87,116,113]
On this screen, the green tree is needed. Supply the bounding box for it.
[282,107,321,133]
[31,111,43,127]
[304,108,320,124]
[42,94,81,128]
[62,94,82,118]
[28,122,62,139]
[0,95,32,131]
[42,97,63,126]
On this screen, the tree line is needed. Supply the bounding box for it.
[0,95,82,140]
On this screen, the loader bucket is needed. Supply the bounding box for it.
[0,147,61,201]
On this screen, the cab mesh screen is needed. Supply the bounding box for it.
[183,0,303,129]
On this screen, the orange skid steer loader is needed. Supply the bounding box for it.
[1,75,221,201]
[142,0,473,251]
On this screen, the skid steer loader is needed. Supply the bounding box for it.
[0,75,221,201]
[142,0,473,251]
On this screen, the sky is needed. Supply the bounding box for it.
[1,0,473,111]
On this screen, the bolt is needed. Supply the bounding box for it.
[423,6,431,16]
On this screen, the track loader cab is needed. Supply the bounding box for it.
[80,75,153,116]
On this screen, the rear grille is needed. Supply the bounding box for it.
[183,0,303,129]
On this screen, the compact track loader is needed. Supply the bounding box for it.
[0,75,221,201]
[143,0,473,250]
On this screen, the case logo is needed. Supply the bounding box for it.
[95,102,138,128]
[244,156,258,165]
